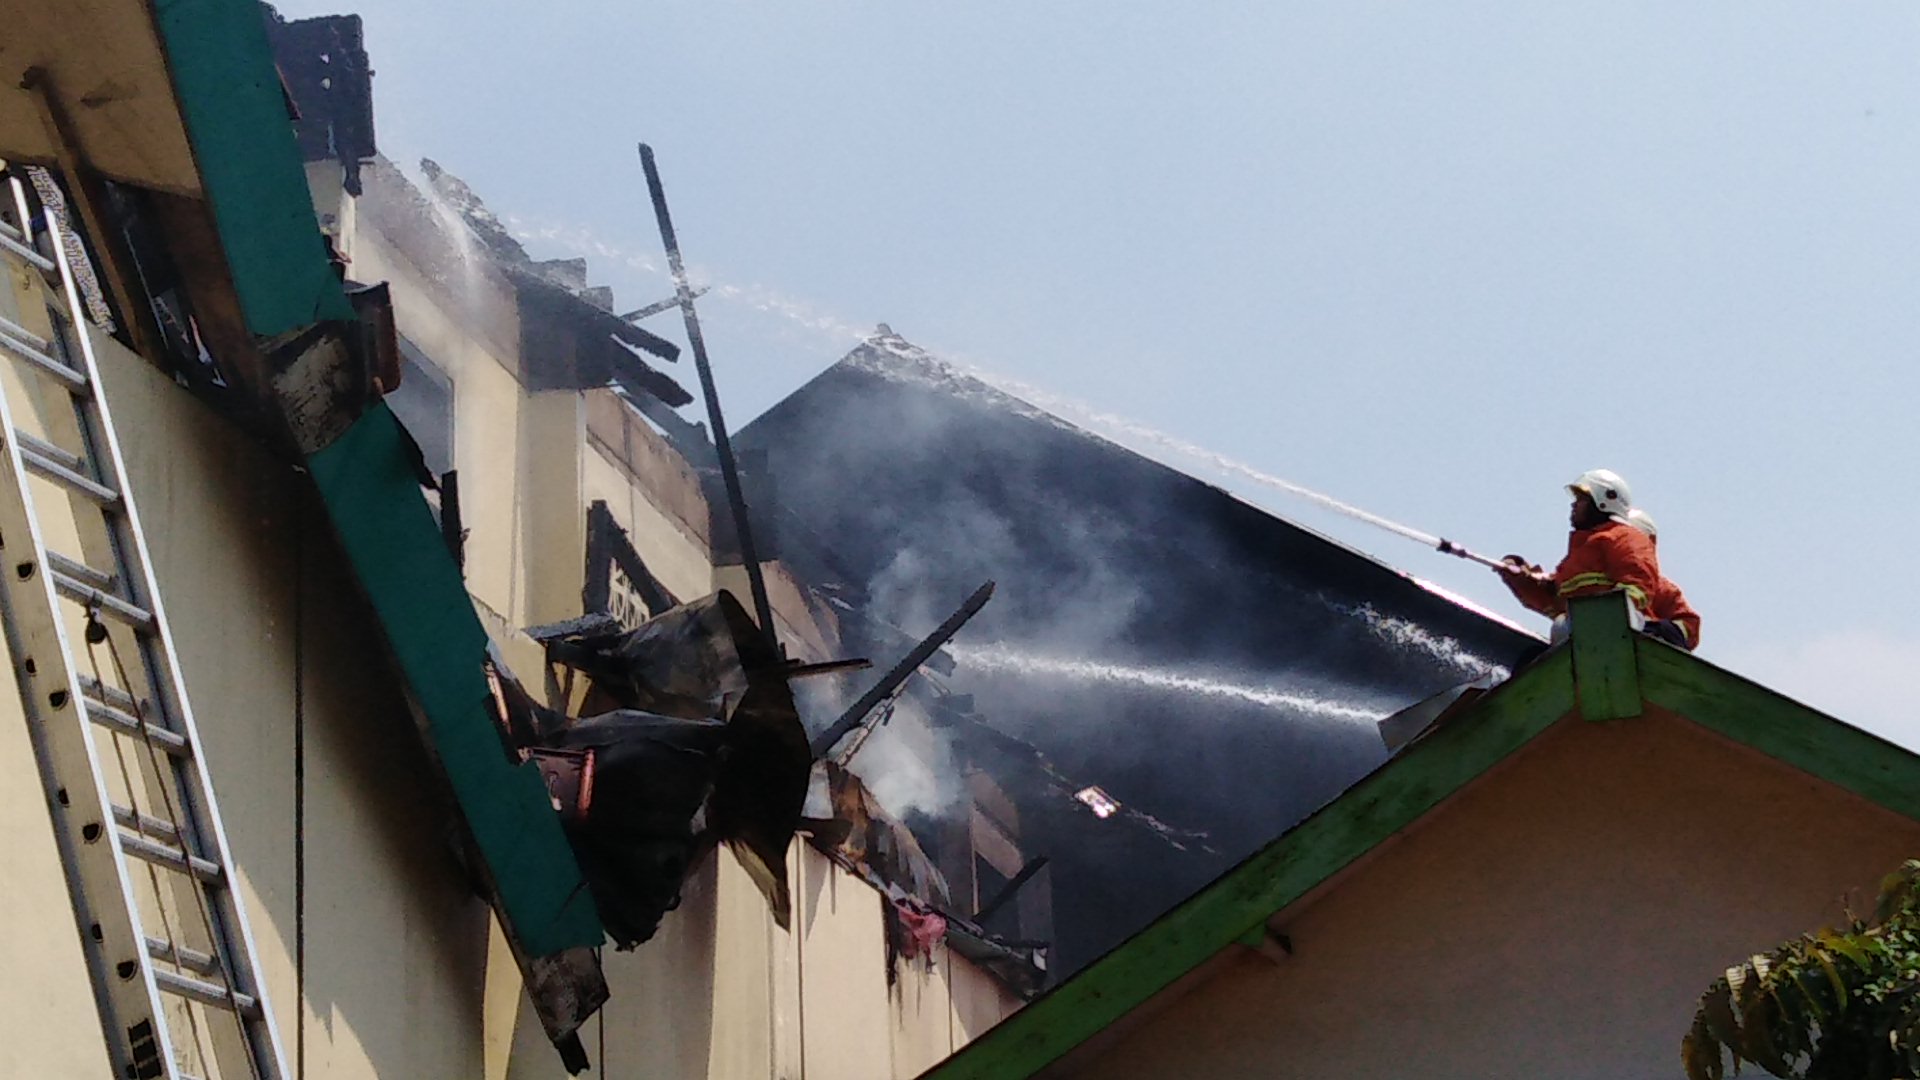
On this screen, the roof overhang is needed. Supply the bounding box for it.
[0,0,202,194]
[3,0,351,341]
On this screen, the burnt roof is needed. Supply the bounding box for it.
[739,332,1538,975]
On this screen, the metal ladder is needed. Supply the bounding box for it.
[0,170,287,1079]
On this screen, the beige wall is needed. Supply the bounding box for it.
[583,433,715,607]
[0,308,495,1077]
[330,172,543,628]
[1059,707,1920,1080]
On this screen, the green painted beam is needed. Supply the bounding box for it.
[925,650,1578,1080]
[307,404,602,955]
[1568,592,1641,721]
[1638,640,1920,822]
[153,0,354,337]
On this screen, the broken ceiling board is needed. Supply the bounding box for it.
[153,0,354,337]
[306,402,603,956]
[0,0,202,194]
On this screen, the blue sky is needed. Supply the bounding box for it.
[281,1,1920,740]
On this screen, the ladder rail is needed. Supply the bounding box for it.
[40,179,290,1080]
[0,171,290,1080]
[0,325,180,1080]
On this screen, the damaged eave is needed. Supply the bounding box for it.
[305,402,603,955]
[808,761,1050,999]
[507,267,691,407]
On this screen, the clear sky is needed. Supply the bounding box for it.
[280,1,1920,742]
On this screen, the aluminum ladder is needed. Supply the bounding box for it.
[0,170,288,1080]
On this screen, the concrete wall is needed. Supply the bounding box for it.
[1057,707,1920,1080]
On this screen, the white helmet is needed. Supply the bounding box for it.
[1626,507,1658,539]
[1569,468,1633,522]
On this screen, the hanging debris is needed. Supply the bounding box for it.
[511,590,813,939]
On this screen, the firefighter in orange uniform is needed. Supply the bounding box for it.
[1495,469,1661,642]
[1625,508,1701,650]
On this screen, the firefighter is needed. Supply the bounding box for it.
[1625,508,1701,650]
[1495,469,1661,641]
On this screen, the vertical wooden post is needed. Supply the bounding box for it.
[1569,591,1643,721]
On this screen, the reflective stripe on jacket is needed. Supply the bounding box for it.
[1650,576,1701,649]
[1552,520,1661,617]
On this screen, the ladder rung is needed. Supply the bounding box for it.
[0,226,55,272]
[47,550,114,592]
[79,674,140,712]
[18,432,120,506]
[20,431,83,472]
[0,312,51,354]
[112,804,182,846]
[86,691,190,758]
[146,936,220,977]
[0,320,85,392]
[153,968,261,1020]
[51,571,153,630]
[117,827,223,885]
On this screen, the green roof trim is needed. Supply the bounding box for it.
[926,593,1920,1080]
[1569,592,1642,721]
[924,647,1578,1080]
[307,403,602,955]
[154,0,354,336]
[1638,636,1920,822]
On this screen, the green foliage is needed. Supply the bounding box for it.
[1684,860,1920,1080]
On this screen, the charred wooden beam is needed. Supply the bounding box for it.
[637,144,777,644]
[812,581,995,759]
[974,855,1049,925]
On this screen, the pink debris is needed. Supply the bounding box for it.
[894,901,948,958]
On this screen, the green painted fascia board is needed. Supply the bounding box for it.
[154,0,354,336]
[1568,593,1642,721]
[1638,639,1920,823]
[924,649,1578,1080]
[307,403,602,955]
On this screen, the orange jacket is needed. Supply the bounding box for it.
[1650,576,1701,649]
[1503,520,1662,618]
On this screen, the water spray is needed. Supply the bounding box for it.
[500,217,1516,577]
[949,643,1386,722]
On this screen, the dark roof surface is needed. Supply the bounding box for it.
[740,332,1539,975]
